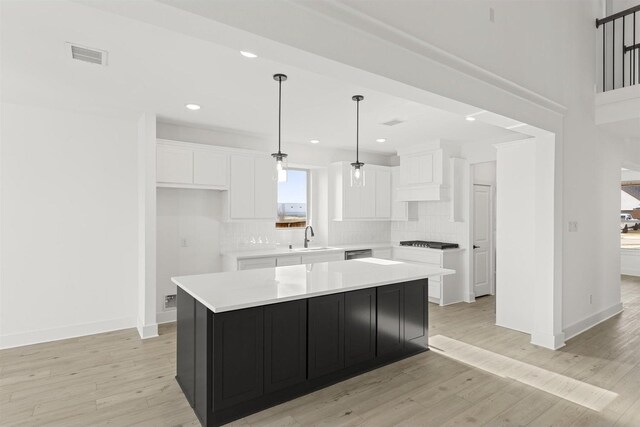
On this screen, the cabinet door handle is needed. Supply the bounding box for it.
[473,245,479,249]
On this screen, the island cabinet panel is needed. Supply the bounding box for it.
[213,307,264,410]
[344,288,377,367]
[404,280,429,352]
[308,293,345,379]
[376,283,405,358]
[194,302,211,424]
[176,288,196,406]
[264,300,307,393]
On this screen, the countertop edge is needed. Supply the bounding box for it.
[173,267,454,314]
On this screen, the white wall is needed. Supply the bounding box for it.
[0,103,139,348]
[156,188,223,323]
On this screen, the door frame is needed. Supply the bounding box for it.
[469,181,495,301]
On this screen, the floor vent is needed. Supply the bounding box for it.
[164,294,177,310]
[66,42,108,66]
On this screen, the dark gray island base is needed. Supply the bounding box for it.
[176,279,429,427]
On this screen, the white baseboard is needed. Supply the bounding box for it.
[563,302,624,341]
[0,316,136,350]
[137,318,159,339]
[530,331,566,350]
[157,310,176,324]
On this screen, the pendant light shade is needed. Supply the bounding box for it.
[271,73,288,183]
[350,95,365,187]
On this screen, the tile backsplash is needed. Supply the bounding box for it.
[391,201,466,245]
[328,221,391,246]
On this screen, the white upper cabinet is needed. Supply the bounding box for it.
[193,150,228,187]
[253,156,277,220]
[228,154,276,220]
[229,155,254,219]
[156,140,275,220]
[156,140,229,190]
[157,145,193,184]
[330,162,391,221]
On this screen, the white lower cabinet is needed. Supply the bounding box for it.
[237,257,277,270]
[276,255,302,266]
[392,246,464,306]
[372,248,392,259]
[237,251,346,270]
[300,252,344,264]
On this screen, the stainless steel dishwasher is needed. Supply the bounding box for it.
[344,249,373,260]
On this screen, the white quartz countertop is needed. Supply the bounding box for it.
[173,258,454,313]
[223,243,392,260]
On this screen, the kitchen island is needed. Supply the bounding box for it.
[173,258,454,427]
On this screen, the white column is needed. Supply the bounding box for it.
[495,136,564,349]
[137,113,158,339]
[530,134,565,349]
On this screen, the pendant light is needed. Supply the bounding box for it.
[350,95,365,187]
[271,73,288,183]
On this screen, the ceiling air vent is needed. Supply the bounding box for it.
[66,42,108,66]
[381,119,404,126]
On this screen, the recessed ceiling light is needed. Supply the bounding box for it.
[310,139,320,144]
[240,51,258,58]
[465,116,476,121]
[185,104,201,111]
[376,138,387,143]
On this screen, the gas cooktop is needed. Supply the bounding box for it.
[399,240,459,249]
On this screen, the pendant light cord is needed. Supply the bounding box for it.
[278,76,282,155]
[356,98,359,163]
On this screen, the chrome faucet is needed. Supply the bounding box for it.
[304,225,315,248]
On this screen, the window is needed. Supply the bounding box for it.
[276,169,308,228]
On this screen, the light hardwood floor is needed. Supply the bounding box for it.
[1,275,639,427]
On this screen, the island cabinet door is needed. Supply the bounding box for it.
[264,300,307,393]
[376,284,405,358]
[308,293,345,379]
[213,306,264,410]
[403,279,429,352]
[345,288,376,367]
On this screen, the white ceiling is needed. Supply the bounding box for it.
[1,0,527,155]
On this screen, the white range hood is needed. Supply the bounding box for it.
[396,140,459,202]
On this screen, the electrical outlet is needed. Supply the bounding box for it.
[164,294,177,310]
[489,7,495,22]
[568,221,578,232]
[181,238,188,247]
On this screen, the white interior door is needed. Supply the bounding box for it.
[473,185,492,297]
